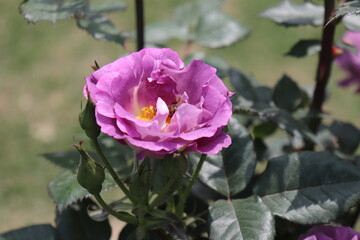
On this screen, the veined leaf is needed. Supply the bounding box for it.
[254,151,360,224]
[174,0,223,27]
[42,151,80,172]
[77,16,127,45]
[209,197,275,240]
[87,0,126,17]
[259,107,320,147]
[273,75,302,112]
[145,20,188,44]
[194,11,250,48]
[332,0,360,21]
[48,170,116,211]
[190,116,256,197]
[330,120,360,155]
[20,0,87,23]
[260,1,324,27]
[229,68,273,110]
[43,136,134,177]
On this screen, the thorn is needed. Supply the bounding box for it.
[91,60,100,71]
[332,46,343,57]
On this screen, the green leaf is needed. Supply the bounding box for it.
[190,116,256,197]
[56,198,112,240]
[173,0,223,27]
[229,68,261,102]
[235,106,320,148]
[253,122,277,138]
[45,137,133,210]
[184,53,229,78]
[330,120,360,154]
[254,151,360,224]
[1,224,56,240]
[342,15,360,31]
[193,12,250,48]
[42,151,80,172]
[260,1,324,27]
[20,0,87,23]
[87,0,126,17]
[273,75,302,112]
[259,108,320,147]
[286,39,321,58]
[254,86,273,104]
[145,21,188,44]
[48,170,89,211]
[332,0,360,21]
[42,136,133,176]
[48,170,116,211]
[209,197,275,240]
[229,68,272,110]
[77,16,127,45]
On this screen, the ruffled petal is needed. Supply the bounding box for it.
[166,60,217,104]
[185,129,231,155]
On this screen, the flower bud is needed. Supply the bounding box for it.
[74,142,105,195]
[79,97,100,140]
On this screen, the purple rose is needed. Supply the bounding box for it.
[84,48,232,159]
[298,225,360,240]
[335,31,360,92]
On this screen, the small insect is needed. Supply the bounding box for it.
[166,98,181,124]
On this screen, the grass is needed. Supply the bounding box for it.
[1,0,360,233]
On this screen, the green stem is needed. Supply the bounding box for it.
[94,194,138,225]
[175,154,207,217]
[150,175,178,208]
[92,138,136,204]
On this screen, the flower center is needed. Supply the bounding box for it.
[136,105,156,121]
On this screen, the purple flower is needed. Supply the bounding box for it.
[84,48,232,159]
[298,225,360,240]
[335,31,360,92]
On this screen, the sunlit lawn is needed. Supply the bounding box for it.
[1,0,359,232]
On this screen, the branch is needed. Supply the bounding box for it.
[308,0,337,133]
[135,0,145,51]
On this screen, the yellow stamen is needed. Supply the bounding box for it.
[136,105,156,121]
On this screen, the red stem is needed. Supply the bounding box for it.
[309,0,336,133]
[135,0,144,51]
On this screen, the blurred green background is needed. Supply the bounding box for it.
[1,0,359,232]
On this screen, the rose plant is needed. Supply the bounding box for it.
[1,0,360,239]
